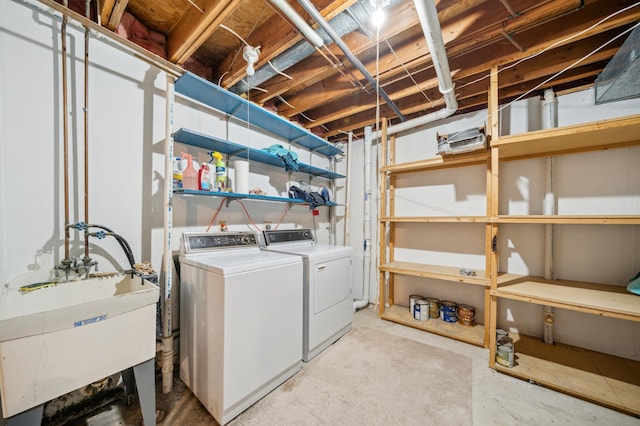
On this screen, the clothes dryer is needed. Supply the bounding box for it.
[263,229,353,361]
[179,231,302,425]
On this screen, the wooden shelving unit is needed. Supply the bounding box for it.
[487,101,640,415]
[381,305,485,347]
[377,119,493,348]
[495,333,640,416]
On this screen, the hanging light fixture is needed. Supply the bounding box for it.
[370,0,390,28]
[243,45,261,76]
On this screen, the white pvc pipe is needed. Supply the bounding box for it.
[354,126,373,311]
[542,88,558,345]
[377,0,458,138]
[270,0,324,48]
[162,74,175,393]
[344,132,353,246]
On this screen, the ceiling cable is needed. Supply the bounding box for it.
[478,21,640,131]
[381,31,432,103]
[268,60,293,80]
[277,95,296,109]
[185,0,205,14]
[458,1,640,91]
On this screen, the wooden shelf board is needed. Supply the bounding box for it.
[380,261,490,286]
[493,333,640,416]
[380,216,490,223]
[381,305,485,347]
[496,215,640,225]
[381,151,489,173]
[493,275,640,322]
[493,114,640,159]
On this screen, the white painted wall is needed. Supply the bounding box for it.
[373,90,640,360]
[0,1,346,294]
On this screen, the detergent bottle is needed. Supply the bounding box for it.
[198,163,211,191]
[181,152,198,190]
[211,151,226,191]
[173,156,184,189]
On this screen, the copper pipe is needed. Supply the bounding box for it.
[62,1,70,262]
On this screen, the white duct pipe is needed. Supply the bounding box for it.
[354,126,373,311]
[379,0,458,137]
[542,88,558,345]
[270,0,324,48]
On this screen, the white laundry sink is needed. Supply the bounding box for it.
[0,273,159,418]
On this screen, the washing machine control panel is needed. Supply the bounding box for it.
[182,232,258,253]
[264,229,314,245]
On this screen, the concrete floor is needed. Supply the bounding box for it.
[65,305,639,425]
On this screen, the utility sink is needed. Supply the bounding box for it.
[0,273,159,418]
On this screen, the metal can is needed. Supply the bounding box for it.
[425,297,440,319]
[440,301,457,323]
[414,300,429,321]
[456,304,476,326]
[409,294,423,316]
[496,344,514,368]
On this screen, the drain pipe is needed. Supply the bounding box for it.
[542,88,558,345]
[354,126,373,311]
[344,131,353,246]
[297,0,406,122]
[380,0,458,137]
[162,75,176,393]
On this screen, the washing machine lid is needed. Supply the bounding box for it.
[181,249,301,275]
[264,243,353,261]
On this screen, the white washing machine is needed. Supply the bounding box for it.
[263,229,353,362]
[178,231,302,425]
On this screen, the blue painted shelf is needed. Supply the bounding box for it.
[174,72,343,158]
[174,189,338,207]
[173,128,345,180]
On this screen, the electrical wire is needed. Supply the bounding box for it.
[477,20,640,130]
[380,31,432,103]
[457,1,640,91]
[268,60,293,80]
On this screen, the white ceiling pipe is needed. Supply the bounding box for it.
[270,0,324,48]
[379,0,458,137]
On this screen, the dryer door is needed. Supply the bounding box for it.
[312,256,352,313]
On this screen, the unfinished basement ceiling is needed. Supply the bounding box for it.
[60,0,640,141]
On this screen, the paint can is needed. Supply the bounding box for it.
[456,304,476,326]
[425,297,440,319]
[414,300,429,322]
[440,301,457,323]
[496,344,514,368]
[409,295,423,316]
[496,329,508,340]
[497,335,513,347]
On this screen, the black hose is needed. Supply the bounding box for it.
[87,224,136,269]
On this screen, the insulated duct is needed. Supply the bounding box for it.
[595,24,640,104]
[382,0,457,137]
[231,1,402,94]
[297,0,406,121]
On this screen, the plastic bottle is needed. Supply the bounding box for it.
[198,163,211,191]
[211,151,226,191]
[181,152,198,190]
[173,156,183,189]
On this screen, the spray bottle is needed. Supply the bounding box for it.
[181,152,198,190]
[211,151,226,191]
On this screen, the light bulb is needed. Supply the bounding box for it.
[246,63,255,76]
[371,7,385,28]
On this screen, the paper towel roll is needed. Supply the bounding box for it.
[234,160,249,194]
